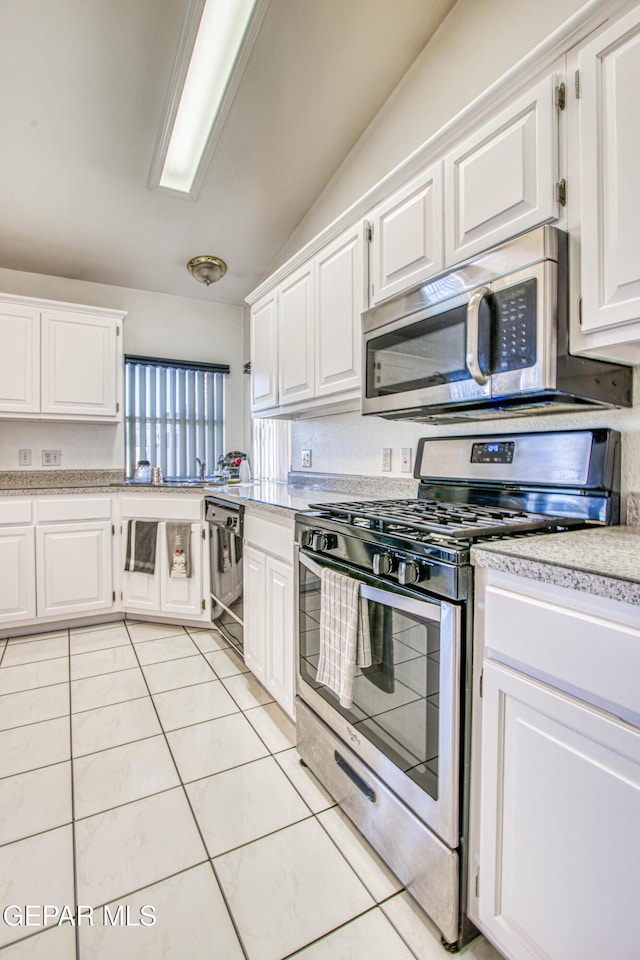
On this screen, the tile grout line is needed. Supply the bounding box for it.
[124,620,253,960]
[66,628,82,960]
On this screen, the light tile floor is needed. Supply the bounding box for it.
[0,621,504,960]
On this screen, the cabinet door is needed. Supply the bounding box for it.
[479,660,640,960]
[315,223,365,399]
[250,292,278,412]
[369,162,443,305]
[278,264,315,405]
[121,520,160,612]
[159,522,204,619]
[0,305,40,414]
[445,75,558,265]
[243,544,266,685]
[40,311,119,418]
[265,555,295,719]
[36,522,113,617]
[578,7,640,333]
[0,527,36,624]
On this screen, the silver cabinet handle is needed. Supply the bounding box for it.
[466,286,491,386]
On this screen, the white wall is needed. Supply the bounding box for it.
[291,367,640,516]
[0,267,244,471]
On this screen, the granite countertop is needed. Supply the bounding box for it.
[0,470,417,515]
[472,526,640,606]
[203,479,414,518]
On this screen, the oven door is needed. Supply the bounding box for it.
[297,549,461,849]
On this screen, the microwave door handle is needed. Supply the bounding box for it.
[466,286,491,386]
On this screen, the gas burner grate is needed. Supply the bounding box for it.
[308,498,581,543]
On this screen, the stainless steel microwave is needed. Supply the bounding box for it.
[362,226,632,423]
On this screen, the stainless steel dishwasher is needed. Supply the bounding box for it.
[205,497,244,658]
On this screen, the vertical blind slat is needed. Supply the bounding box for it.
[124,359,226,479]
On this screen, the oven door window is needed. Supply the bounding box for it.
[299,563,442,801]
[365,300,491,399]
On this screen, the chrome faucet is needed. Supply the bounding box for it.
[195,457,205,481]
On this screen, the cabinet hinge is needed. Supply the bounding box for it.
[202,528,206,540]
[578,295,583,324]
[475,870,480,898]
[556,179,567,207]
[365,221,373,243]
[112,524,115,535]
[575,69,581,100]
[554,82,566,111]
[202,598,206,611]
[116,326,120,336]
[116,402,120,413]
[112,590,116,602]
[479,670,483,698]
[120,591,123,601]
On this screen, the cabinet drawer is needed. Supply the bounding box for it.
[37,497,112,523]
[244,512,294,563]
[484,577,640,724]
[120,495,202,522]
[0,500,33,525]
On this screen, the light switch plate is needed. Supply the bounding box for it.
[401,448,412,473]
[301,449,312,468]
[42,449,62,466]
[19,449,32,466]
[381,448,392,472]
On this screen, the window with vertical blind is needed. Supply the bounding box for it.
[124,356,229,479]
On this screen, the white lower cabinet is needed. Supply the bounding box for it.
[120,497,207,624]
[243,513,295,718]
[479,660,640,960]
[471,569,640,960]
[36,521,113,617]
[0,526,36,624]
[122,522,204,620]
[243,544,267,687]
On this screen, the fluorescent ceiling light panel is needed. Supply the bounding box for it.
[153,0,260,197]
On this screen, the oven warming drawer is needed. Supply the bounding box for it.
[296,697,459,945]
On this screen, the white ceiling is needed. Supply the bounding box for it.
[0,0,457,305]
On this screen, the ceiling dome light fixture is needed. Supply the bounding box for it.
[187,255,227,285]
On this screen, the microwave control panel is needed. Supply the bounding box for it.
[493,278,537,373]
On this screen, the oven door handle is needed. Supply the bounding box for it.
[298,549,442,623]
[466,285,492,386]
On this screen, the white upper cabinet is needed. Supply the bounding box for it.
[250,291,278,412]
[41,310,118,418]
[250,223,365,418]
[445,75,559,265]
[575,6,640,339]
[0,293,125,422]
[0,304,40,414]
[369,163,443,305]
[278,263,315,406]
[315,222,365,398]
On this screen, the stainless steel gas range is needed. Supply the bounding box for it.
[294,428,620,950]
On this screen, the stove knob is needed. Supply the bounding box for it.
[398,560,422,586]
[373,552,394,575]
[300,529,314,549]
[312,532,337,552]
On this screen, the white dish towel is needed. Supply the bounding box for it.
[316,569,371,708]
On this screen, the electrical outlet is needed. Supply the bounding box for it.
[18,449,32,466]
[381,447,392,472]
[301,449,312,468]
[400,447,412,473]
[42,449,62,466]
